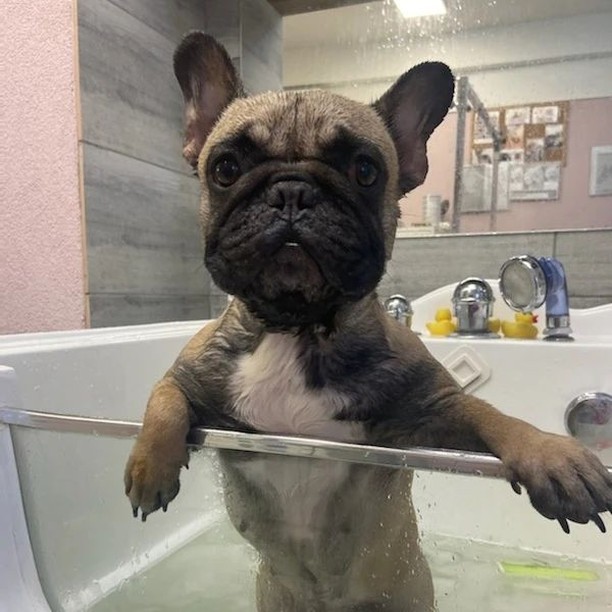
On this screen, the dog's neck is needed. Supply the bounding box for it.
[233,292,383,339]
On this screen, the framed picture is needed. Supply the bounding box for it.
[509,162,561,201]
[473,110,500,144]
[505,107,531,126]
[532,105,559,124]
[589,146,612,196]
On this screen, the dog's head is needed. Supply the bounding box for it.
[174,33,454,329]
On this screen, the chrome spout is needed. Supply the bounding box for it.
[384,295,413,327]
[499,255,573,341]
[451,278,499,338]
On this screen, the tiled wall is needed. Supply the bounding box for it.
[379,229,612,310]
[78,0,281,327]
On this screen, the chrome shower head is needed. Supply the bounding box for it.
[499,255,547,312]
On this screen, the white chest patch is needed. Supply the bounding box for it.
[230,332,363,442]
[229,333,364,541]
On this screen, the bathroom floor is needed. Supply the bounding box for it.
[90,523,612,611]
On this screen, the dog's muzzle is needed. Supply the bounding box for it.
[205,169,386,327]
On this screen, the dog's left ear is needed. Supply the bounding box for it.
[374,62,454,194]
[174,32,244,170]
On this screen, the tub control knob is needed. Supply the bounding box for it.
[384,295,413,327]
[565,393,612,461]
[451,278,499,338]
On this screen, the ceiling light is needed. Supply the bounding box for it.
[393,0,447,19]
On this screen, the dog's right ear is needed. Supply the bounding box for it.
[174,32,244,170]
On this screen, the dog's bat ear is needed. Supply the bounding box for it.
[174,32,244,170]
[373,62,454,194]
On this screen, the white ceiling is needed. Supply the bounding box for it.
[283,0,612,48]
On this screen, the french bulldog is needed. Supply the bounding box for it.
[124,33,612,611]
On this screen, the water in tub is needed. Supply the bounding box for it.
[90,455,612,612]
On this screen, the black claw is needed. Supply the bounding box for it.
[132,507,138,519]
[511,481,522,495]
[141,512,148,523]
[162,503,168,512]
[592,514,606,533]
[558,518,570,534]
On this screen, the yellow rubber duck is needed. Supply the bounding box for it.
[426,308,456,336]
[501,312,539,339]
[488,318,501,334]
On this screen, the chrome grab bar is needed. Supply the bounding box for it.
[2,406,610,479]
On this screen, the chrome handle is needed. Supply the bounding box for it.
[0,406,507,478]
[3,406,610,476]
[451,278,498,337]
[384,295,413,327]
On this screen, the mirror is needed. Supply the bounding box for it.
[279,0,612,235]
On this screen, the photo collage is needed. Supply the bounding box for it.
[471,101,568,202]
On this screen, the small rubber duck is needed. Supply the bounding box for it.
[426,308,456,336]
[488,318,501,334]
[501,312,539,339]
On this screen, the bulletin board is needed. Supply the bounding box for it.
[471,101,569,201]
[471,101,569,164]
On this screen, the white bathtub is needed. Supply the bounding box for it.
[1,294,611,611]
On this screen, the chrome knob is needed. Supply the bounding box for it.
[384,295,413,327]
[451,278,497,337]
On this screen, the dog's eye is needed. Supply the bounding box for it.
[213,156,241,187]
[354,157,378,187]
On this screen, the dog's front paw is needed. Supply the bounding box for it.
[502,432,612,533]
[124,441,188,522]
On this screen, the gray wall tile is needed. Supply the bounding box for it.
[107,0,207,42]
[78,0,186,173]
[241,0,283,93]
[554,230,612,299]
[89,294,210,327]
[205,3,241,59]
[83,145,201,252]
[83,145,207,297]
[570,296,612,309]
[379,232,556,300]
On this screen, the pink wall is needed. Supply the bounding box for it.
[400,98,612,232]
[399,112,462,227]
[0,1,87,334]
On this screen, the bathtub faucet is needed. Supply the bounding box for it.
[499,255,573,341]
[384,294,413,327]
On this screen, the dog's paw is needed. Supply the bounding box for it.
[124,441,188,522]
[502,432,612,533]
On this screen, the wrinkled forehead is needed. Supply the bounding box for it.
[202,89,396,163]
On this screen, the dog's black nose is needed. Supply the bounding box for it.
[268,181,315,213]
